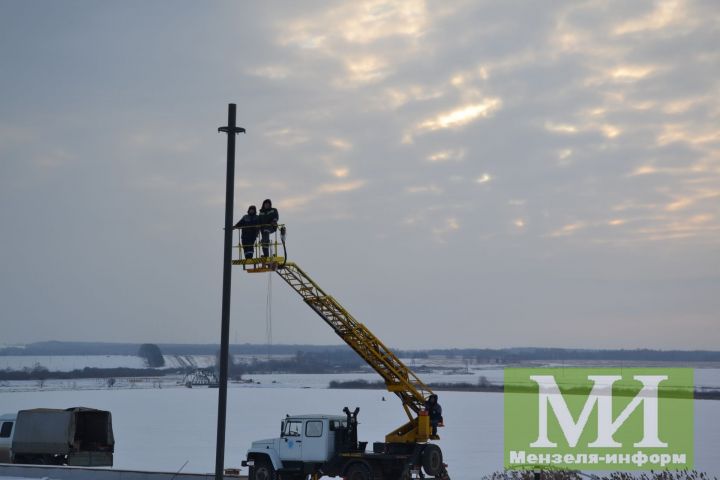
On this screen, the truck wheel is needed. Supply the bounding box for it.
[421,444,443,476]
[345,463,372,480]
[250,459,276,480]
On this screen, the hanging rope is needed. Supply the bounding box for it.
[265,272,273,360]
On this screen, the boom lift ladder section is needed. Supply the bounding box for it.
[259,260,435,443]
[231,226,436,443]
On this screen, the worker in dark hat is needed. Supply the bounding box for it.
[425,394,443,438]
[258,198,279,258]
[233,205,260,259]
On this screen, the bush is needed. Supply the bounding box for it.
[138,343,165,367]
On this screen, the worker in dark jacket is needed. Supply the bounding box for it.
[233,205,260,259]
[258,198,279,258]
[425,394,443,437]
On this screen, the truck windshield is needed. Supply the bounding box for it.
[282,420,302,437]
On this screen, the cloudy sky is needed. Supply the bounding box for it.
[1,1,718,349]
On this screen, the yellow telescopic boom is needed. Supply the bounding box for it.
[233,229,435,443]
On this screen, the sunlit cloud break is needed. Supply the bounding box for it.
[613,0,681,35]
[405,184,443,194]
[418,99,501,132]
[279,179,367,212]
[317,179,366,194]
[545,122,578,134]
[476,173,491,184]
[427,149,465,163]
[611,65,655,81]
[327,138,352,151]
[332,167,350,178]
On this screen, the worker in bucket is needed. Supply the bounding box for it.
[258,198,279,258]
[233,205,260,259]
[425,394,443,438]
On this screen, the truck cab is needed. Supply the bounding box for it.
[244,414,349,478]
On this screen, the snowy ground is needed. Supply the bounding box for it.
[2,355,718,477]
[0,371,497,393]
[1,383,719,479]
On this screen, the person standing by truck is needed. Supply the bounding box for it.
[234,205,260,259]
[258,198,279,258]
[425,394,443,438]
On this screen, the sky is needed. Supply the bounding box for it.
[0,0,718,350]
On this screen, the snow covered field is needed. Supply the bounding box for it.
[1,383,719,478]
[2,355,718,477]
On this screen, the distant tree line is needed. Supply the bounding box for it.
[329,379,504,393]
[3,342,720,363]
[329,379,385,389]
[0,366,172,381]
[329,379,718,399]
[0,341,354,357]
[215,349,366,375]
[396,347,720,363]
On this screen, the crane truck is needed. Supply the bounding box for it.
[236,226,450,480]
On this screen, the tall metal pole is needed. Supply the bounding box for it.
[216,103,245,480]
